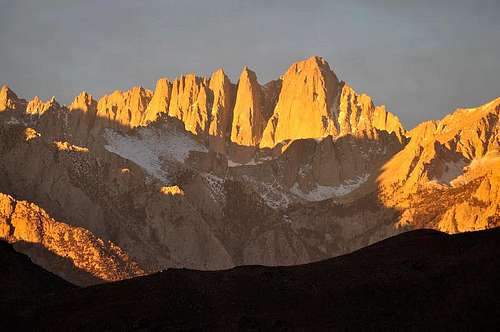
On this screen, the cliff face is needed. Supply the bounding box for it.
[95,86,153,130]
[26,96,61,117]
[379,97,500,198]
[0,85,26,112]
[208,69,234,153]
[338,83,405,141]
[378,97,500,232]
[260,56,340,148]
[141,78,172,126]
[168,74,211,135]
[230,67,266,147]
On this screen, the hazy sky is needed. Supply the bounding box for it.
[1,0,499,128]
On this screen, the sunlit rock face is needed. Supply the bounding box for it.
[0,85,26,112]
[208,68,234,154]
[260,56,340,148]
[141,78,172,126]
[94,86,153,130]
[230,66,266,147]
[379,97,500,199]
[258,56,404,149]
[0,192,143,286]
[338,83,405,141]
[378,97,500,233]
[69,91,97,114]
[168,74,211,135]
[26,96,61,117]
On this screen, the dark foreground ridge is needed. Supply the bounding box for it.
[3,228,500,331]
[0,241,74,300]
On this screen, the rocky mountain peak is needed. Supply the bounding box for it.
[0,85,26,112]
[95,86,153,130]
[230,66,265,147]
[208,68,234,153]
[338,83,406,141]
[25,96,61,116]
[168,74,211,135]
[69,91,97,113]
[260,56,340,148]
[141,78,172,126]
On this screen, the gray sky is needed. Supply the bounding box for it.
[1,0,499,128]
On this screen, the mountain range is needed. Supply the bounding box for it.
[0,56,498,285]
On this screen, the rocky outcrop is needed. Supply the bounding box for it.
[338,83,405,141]
[141,78,171,126]
[168,74,211,135]
[65,91,98,144]
[0,85,26,112]
[378,97,500,233]
[208,69,234,153]
[0,192,143,286]
[260,56,340,148]
[259,57,404,149]
[379,97,500,199]
[94,86,153,131]
[282,130,403,190]
[230,67,266,147]
[25,96,61,117]
[391,154,500,234]
[145,184,233,269]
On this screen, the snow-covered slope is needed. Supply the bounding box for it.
[290,174,370,202]
[104,125,207,182]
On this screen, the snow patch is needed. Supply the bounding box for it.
[203,173,225,203]
[243,176,293,210]
[103,126,207,182]
[290,174,370,202]
[5,117,21,125]
[227,158,268,167]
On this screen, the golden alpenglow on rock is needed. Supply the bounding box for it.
[0,193,143,286]
[25,96,60,116]
[69,91,97,114]
[159,185,184,196]
[0,85,26,112]
[141,78,171,126]
[231,66,265,146]
[168,74,211,135]
[208,68,234,153]
[95,86,153,129]
[260,56,340,148]
[338,83,405,140]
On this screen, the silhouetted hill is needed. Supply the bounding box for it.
[3,228,500,330]
[0,241,74,299]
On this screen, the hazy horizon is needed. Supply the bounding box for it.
[1,0,499,129]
